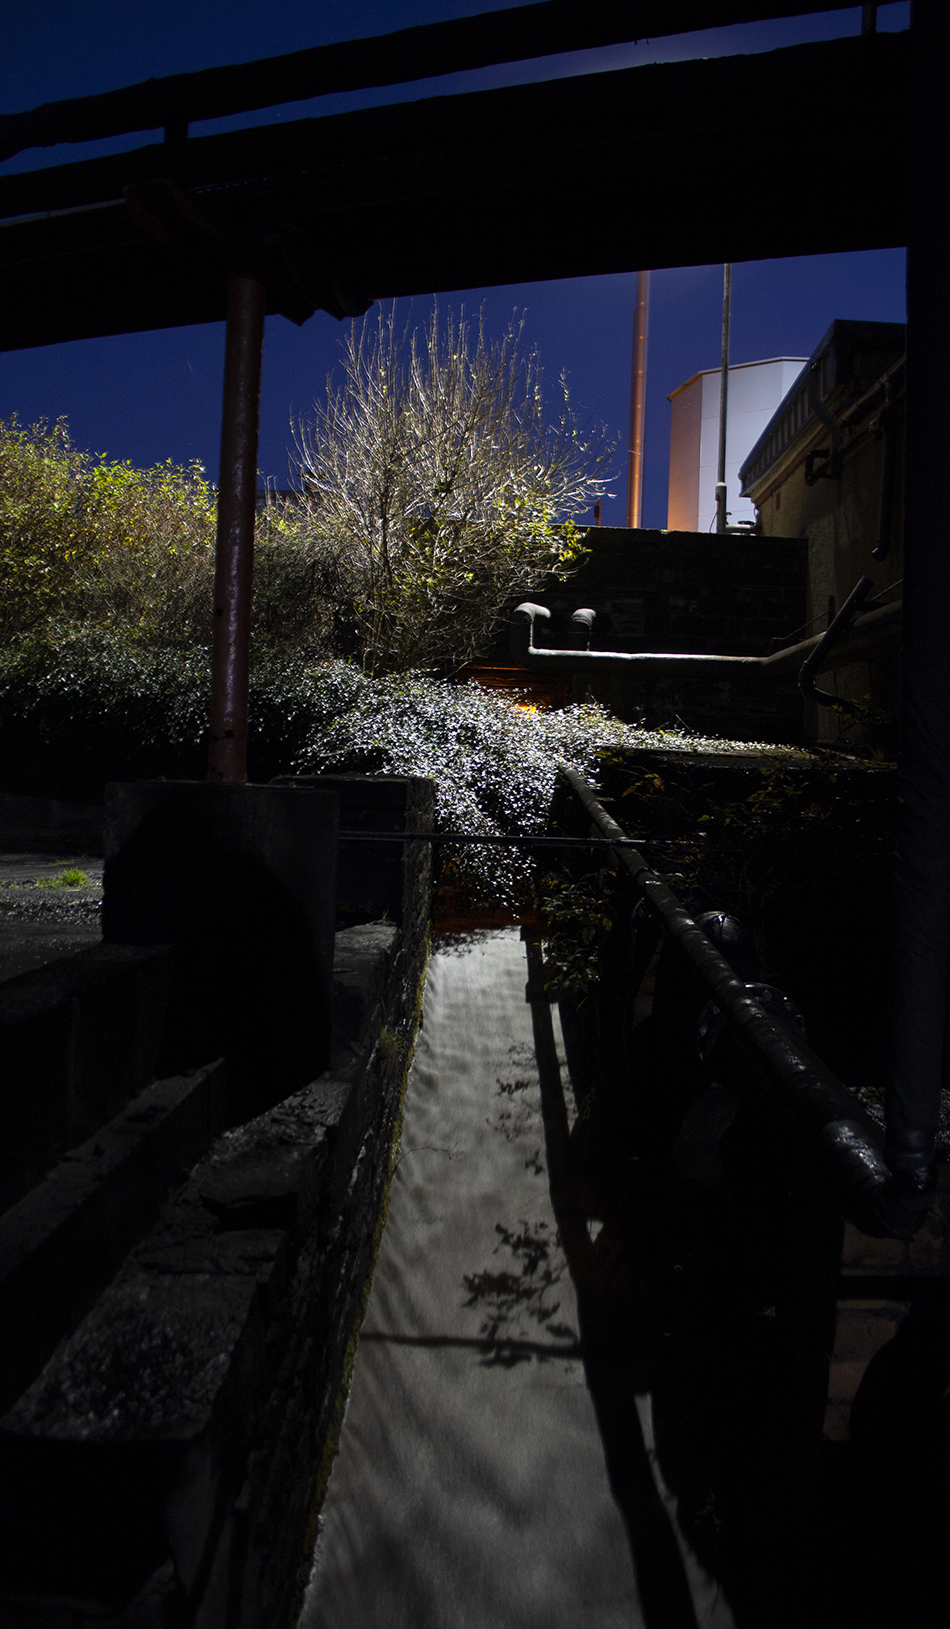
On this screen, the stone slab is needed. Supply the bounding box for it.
[0,940,174,1211]
[0,1060,226,1414]
[0,1226,286,1611]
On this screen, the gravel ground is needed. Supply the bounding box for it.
[0,853,103,981]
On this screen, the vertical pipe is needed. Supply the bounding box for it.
[208,273,266,784]
[882,0,949,1220]
[626,269,650,529]
[716,263,732,534]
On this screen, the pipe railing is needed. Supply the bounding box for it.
[510,599,901,679]
[797,573,875,714]
[558,765,893,1232]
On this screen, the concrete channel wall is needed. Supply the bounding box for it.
[0,775,434,1629]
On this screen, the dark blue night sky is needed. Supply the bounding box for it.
[2,2,909,528]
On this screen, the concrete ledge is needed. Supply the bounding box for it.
[0,1060,226,1416]
[331,922,399,1069]
[0,1220,289,1613]
[0,941,174,1212]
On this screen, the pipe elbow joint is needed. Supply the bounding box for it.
[510,602,550,664]
[570,607,596,651]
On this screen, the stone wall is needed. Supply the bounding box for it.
[0,777,434,1628]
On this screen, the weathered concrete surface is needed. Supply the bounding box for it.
[272,776,433,934]
[0,774,433,1626]
[0,916,424,1626]
[0,1061,226,1415]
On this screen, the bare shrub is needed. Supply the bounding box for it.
[284,303,615,674]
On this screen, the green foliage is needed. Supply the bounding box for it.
[290,667,652,904]
[602,750,894,960]
[0,626,210,745]
[0,415,217,647]
[38,867,92,888]
[0,632,370,794]
[534,870,617,1000]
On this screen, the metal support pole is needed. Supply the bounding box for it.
[883,0,950,1216]
[715,262,732,534]
[208,273,266,784]
[625,269,650,529]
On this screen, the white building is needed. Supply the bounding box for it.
[667,357,808,533]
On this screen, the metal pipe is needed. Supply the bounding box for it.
[871,377,899,562]
[804,359,843,484]
[626,270,650,529]
[570,607,596,651]
[559,765,891,1230]
[715,263,731,534]
[510,598,901,678]
[797,574,875,714]
[208,273,266,784]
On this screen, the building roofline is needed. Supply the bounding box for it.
[667,356,809,402]
[738,318,906,494]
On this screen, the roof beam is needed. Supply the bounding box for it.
[0,1,872,163]
[0,34,906,352]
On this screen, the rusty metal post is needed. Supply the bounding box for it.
[208,273,266,784]
[625,269,649,529]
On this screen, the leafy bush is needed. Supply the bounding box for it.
[287,668,719,903]
[0,416,217,647]
[0,630,212,794]
[1,630,735,898]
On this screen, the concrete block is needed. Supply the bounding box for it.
[0,941,174,1211]
[273,774,434,930]
[0,1225,287,1613]
[0,1060,226,1414]
[331,921,398,1066]
[195,1091,332,1239]
[103,782,340,1122]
